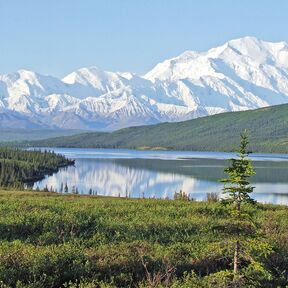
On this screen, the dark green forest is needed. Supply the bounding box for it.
[28,103,288,153]
[0,147,74,188]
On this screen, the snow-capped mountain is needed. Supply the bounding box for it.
[1,36,288,130]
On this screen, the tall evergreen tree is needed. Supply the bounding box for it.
[221,130,255,276]
[64,183,69,193]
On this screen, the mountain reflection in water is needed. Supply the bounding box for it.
[33,149,288,205]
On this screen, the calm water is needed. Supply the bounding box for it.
[33,148,288,205]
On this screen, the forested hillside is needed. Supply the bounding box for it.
[29,103,288,153]
[0,148,74,188]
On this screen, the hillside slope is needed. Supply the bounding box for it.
[29,103,288,153]
[0,129,86,142]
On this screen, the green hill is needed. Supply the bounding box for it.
[29,104,288,153]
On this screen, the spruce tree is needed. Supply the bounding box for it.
[64,183,68,193]
[221,130,255,276]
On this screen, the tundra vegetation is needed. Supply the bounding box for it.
[0,136,287,287]
[0,191,287,287]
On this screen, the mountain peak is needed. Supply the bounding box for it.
[0,69,41,83]
[145,36,288,82]
[1,37,288,130]
[17,68,39,75]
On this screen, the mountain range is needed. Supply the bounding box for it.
[1,36,288,130]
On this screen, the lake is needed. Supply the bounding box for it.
[33,148,288,205]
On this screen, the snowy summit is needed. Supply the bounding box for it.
[1,36,288,130]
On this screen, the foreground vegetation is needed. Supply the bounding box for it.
[0,190,287,287]
[0,147,74,188]
[27,103,288,153]
[0,131,287,287]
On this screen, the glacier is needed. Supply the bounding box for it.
[1,36,288,130]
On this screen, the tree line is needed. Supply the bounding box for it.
[0,147,74,188]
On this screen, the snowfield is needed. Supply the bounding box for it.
[1,36,288,130]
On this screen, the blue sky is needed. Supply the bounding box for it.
[0,0,287,77]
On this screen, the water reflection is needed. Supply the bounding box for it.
[33,149,288,205]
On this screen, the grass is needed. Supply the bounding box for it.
[0,190,287,287]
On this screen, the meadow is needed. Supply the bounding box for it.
[0,190,287,287]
